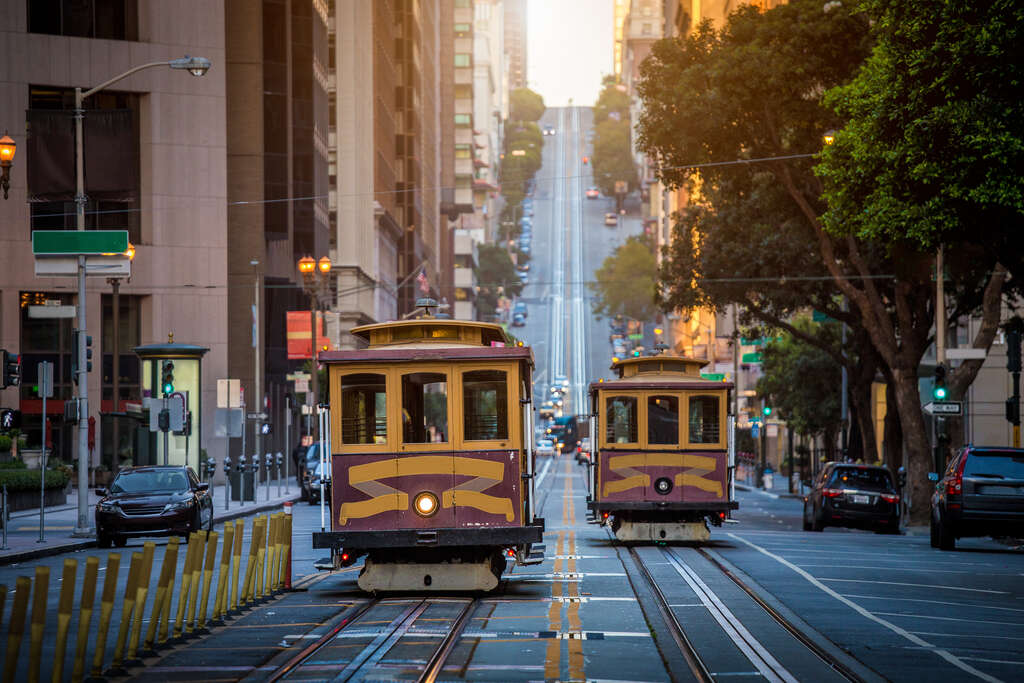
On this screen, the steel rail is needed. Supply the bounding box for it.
[627,547,714,683]
[696,548,865,683]
[417,599,478,683]
[265,598,379,682]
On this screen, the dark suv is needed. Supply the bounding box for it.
[95,466,213,547]
[931,446,1024,550]
[803,463,900,533]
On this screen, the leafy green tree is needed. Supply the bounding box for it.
[475,243,523,320]
[593,77,630,125]
[588,235,658,321]
[591,119,636,196]
[636,0,1012,523]
[510,87,545,122]
[758,317,843,459]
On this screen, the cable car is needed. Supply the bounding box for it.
[586,355,737,542]
[312,300,545,591]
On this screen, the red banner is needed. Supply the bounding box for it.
[286,311,333,359]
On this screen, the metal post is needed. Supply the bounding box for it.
[309,292,318,439]
[39,365,48,544]
[223,456,231,511]
[732,304,740,420]
[109,277,120,472]
[319,406,326,532]
[72,86,92,536]
[840,298,848,459]
[238,455,247,506]
[285,396,291,494]
[276,453,282,497]
[240,396,246,485]
[523,398,534,525]
[162,397,170,466]
[253,264,262,480]
[1,484,8,550]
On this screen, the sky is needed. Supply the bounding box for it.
[526,0,615,108]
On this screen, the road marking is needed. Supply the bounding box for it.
[842,594,1024,613]
[799,564,974,574]
[819,578,1007,594]
[874,612,1024,627]
[729,533,1002,683]
[912,631,1024,642]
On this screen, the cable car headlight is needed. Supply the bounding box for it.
[654,477,673,495]
[414,491,439,517]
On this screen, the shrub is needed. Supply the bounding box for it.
[0,460,28,470]
[0,468,69,492]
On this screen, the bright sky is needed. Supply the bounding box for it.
[526,0,614,108]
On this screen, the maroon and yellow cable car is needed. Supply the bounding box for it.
[586,355,737,542]
[312,311,545,591]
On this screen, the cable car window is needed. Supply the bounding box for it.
[463,370,508,440]
[341,373,387,444]
[605,396,638,443]
[402,372,449,443]
[647,395,679,444]
[688,395,720,443]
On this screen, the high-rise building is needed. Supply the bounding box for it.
[613,0,630,77]
[503,0,527,90]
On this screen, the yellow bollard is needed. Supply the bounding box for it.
[240,519,259,606]
[157,539,180,646]
[283,511,293,590]
[89,554,122,678]
[213,522,234,622]
[126,541,156,663]
[71,556,99,683]
[256,516,268,600]
[0,583,6,627]
[248,517,266,604]
[268,514,279,595]
[4,576,31,683]
[197,530,219,630]
[185,532,207,634]
[274,513,285,592]
[51,559,78,683]
[28,564,50,683]
[173,533,199,639]
[230,518,244,612]
[107,551,142,674]
[144,537,178,653]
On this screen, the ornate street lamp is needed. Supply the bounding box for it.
[107,243,136,473]
[297,254,331,436]
[0,132,16,200]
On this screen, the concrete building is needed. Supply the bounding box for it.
[503,0,527,90]
[0,0,228,473]
[613,0,629,77]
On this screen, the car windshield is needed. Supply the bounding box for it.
[305,444,324,466]
[312,461,332,479]
[538,439,553,447]
[827,467,894,492]
[964,451,1024,479]
[111,470,189,494]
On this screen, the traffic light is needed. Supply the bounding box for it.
[1,350,20,388]
[632,350,641,357]
[70,330,93,383]
[157,409,170,431]
[161,360,175,395]
[933,363,948,400]
[762,405,772,417]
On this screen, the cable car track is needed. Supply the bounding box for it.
[267,597,478,682]
[625,543,868,683]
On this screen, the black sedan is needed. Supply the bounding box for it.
[803,463,900,533]
[95,466,213,547]
[931,446,1024,550]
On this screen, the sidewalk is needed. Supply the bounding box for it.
[735,474,806,500]
[1,481,300,565]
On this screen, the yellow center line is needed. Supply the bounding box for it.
[544,456,573,680]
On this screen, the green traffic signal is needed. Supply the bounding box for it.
[933,385,947,400]
[161,360,175,395]
[762,405,772,417]
[933,363,947,400]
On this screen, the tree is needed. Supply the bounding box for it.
[588,235,658,321]
[591,118,636,196]
[593,77,631,125]
[636,0,1012,523]
[510,87,545,123]
[475,243,523,320]
[758,317,843,457]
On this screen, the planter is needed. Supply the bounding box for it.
[3,486,67,514]
[20,449,46,470]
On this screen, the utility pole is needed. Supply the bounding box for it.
[252,260,262,466]
[1007,322,1022,447]
[935,247,950,471]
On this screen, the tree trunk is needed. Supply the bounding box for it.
[891,368,933,525]
[884,380,903,475]
[849,375,879,464]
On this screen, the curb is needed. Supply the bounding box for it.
[735,483,804,500]
[0,494,300,566]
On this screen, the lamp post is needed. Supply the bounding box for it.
[0,132,15,199]
[106,243,135,476]
[298,255,332,437]
[70,55,211,537]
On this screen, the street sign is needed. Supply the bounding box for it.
[293,379,309,393]
[28,304,76,318]
[286,372,311,382]
[32,230,129,255]
[37,361,53,399]
[946,348,987,360]
[247,412,268,420]
[217,379,241,408]
[924,401,963,416]
[741,352,763,363]
[34,255,131,278]
[149,396,185,432]
[214,408,243,437]
[751,423,760,438]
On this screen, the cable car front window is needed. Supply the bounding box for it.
[689,395,720,444]
[463,369,508,440]
[647,395,679,444]
[605,396,637,444]
[341,373,387,444]
[402,372,449,443]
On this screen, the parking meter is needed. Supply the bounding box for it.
[223,455,232,509]
[897,466,907,489]
[206,456,216,481]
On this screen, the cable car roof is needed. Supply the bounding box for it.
[590,355,733,391]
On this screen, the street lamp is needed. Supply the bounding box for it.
[106,243,135,476]
[298,254,331,436]
[0,131,15,199]
[70,55,211,537]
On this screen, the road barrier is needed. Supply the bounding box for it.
[28,565,49,683]
[1,506,295,680]
[52,559,77,682]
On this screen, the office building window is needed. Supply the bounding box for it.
[29,0,139,40]
[454,54,471,67]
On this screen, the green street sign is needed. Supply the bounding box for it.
[32,230,129,256]
[741,352,763,363]
[701,373,725,381]
[627,333,643,341]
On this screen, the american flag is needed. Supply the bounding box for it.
[416,268,430,294]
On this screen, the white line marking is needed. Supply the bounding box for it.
[911,631,1024,642]
[729,533,1003,683]
[799,564,973,574]
[874,612,1024,627]
[842,594,1024,613]
[820,578,1008,594]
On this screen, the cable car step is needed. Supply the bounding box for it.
[314,556,335,571]
[518,543,546,566]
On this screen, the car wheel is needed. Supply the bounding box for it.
[97,530,113,549]
[935,511,955,550]
[113,535,127,548]
[812,508,825,532]
[930,511,940,547]
[802,503,812,531]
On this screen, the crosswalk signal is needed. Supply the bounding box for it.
[70,330,93,383]
[161,360,175,396]
[933,363,948,400]
[1,350,20,388]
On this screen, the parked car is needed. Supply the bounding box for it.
[543,125,555,136]
[586,187,600,199]
[931,446,1024,550]
[803,463,900,533]
[306,459,332,506]
[513,301,528,318]
[604,212,618,226]
[298,442,327,498]
[518,271,529,284]
[536,438,555,457]
[517,262,530,272]
[512,312,526,327]
[95,466,213,547]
